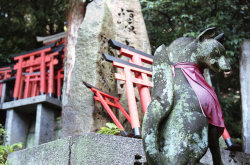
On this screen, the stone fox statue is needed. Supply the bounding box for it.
[142,27,231,165]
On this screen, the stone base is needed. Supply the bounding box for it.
[8,133,146,165]
[1,95,61,147]
[8,133,250,165]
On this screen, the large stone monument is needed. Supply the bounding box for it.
[240,40,250,154]
[62,0,151,137]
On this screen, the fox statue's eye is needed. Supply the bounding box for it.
[210,59,217,65]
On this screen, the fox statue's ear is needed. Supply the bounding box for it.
[214,33,224,44]
[196,27,216,42]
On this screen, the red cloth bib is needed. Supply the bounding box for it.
[172,62,225,135]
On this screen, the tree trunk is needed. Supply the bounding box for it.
[64,0,87,97]
[62,0,88,137]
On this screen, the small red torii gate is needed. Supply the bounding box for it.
[83,81,131,136]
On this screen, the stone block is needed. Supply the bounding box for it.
[1,95,61,111]
[8,137,70,165]
[2,95,61,147]
[7,133,250,165]
[70,133,146,165]
[5,109,28,146]
[8,133,146,165]
[34,104,55,145]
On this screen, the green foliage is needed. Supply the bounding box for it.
[140,0,250,138]
[0,0,67,65]
[98,123,122,135]
[0,124,22,165]
[0,125,5,145]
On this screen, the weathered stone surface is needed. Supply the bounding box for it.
[5,109,28,146]
[62,0,152,137]
[240,40,250,154]
[8,137,70,165]
[3,96,61,148]
[8,133,250,165]
[70,133,146,165]
[34,104,55,145]
[106,0,152,132]
[106,0,151,53]
[1,95,61,111]
[8,133,147,165]
[62,0,117,137]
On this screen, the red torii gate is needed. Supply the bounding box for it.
[83,81,131,136]
[11,43,64,100]
[0,66,13,101]
[103,53,152,137]
[12,44,54,100]
[109,39,153,115]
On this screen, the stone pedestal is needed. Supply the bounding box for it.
[1,95,61,147]
[240,40,250,154]
[7,133,250,165]
[34,104,55,145]
[5,109,28,145]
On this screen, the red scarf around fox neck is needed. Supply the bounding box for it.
[172,62,225,135]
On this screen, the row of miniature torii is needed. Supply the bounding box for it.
[83,39,235,150]
[0,39,65,102]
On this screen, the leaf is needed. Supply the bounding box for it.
[98,123,121,135]
[106,123,117,129]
